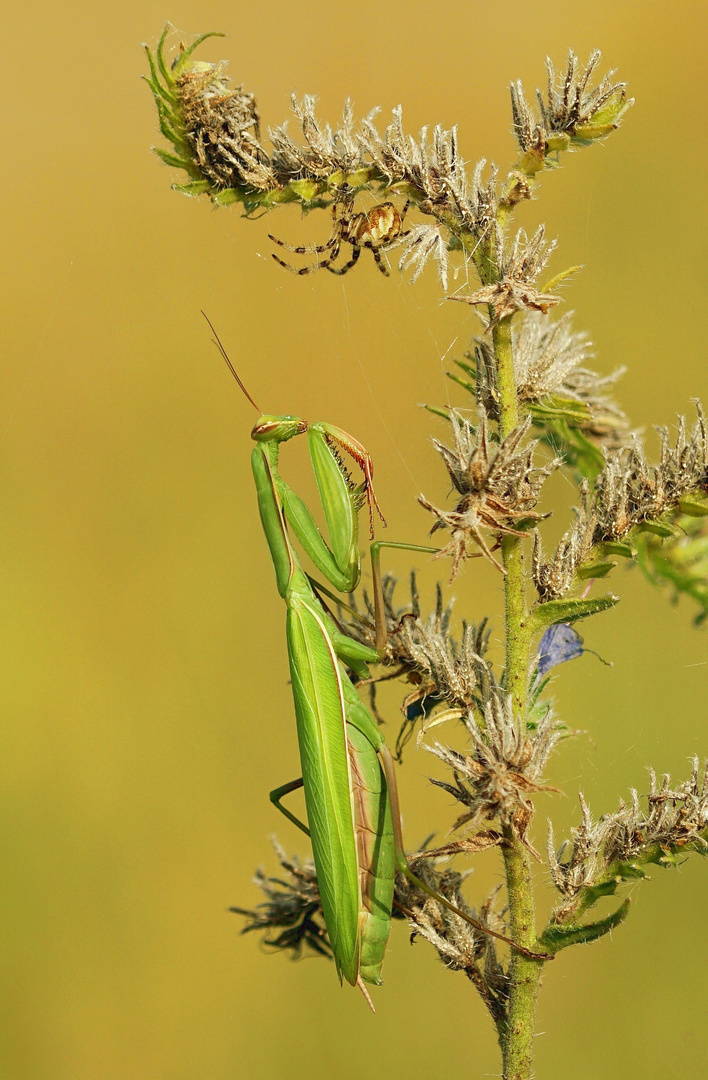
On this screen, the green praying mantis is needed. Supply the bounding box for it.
[206,317,549,1005]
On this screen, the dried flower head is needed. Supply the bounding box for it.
[532,487,596,600]
[457,313,629,449]
[396,222,450,289]
[230,840,331,960]
[361,112,491,238]
[605,760,708,866]
[174,62,273,191]
[269,96,368,181]
[547,794,617,903]
[515,312,627,440]
[511,49,632,155]
[396,861,509,1026]
[593,403,708,541]
[424,684,563,848]
[341,574,493,756]
[448,226,560,325]
[420,410,559,576]
[548,760,708,921]
[144,29,276,196]
[532,403,708,600]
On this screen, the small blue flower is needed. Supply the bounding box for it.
[536,623,584,675]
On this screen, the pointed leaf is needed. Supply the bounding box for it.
[541,899,630,953]
[529,594,619,634]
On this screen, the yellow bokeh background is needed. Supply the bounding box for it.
[2,2,707,1077]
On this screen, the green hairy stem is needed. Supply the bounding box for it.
[494,316,544,1079]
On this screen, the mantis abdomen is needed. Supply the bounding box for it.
[286,587,395,987]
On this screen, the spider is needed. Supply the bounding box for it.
[269,197,410,276]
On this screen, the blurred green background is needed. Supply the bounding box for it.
[1,1,706,1077]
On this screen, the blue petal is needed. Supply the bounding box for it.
[536,623,584,675]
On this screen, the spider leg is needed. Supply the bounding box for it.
[271,234,343,275]
[271,252,319,274]
[371,248,391,277]
[326,244,361,276]
[268,233,337,255]
[269,201,346,272]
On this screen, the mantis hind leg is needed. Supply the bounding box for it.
[269,778,311,837]
[375,745,552,962]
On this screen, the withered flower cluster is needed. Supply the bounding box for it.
[342,573,492,754]
[395,862,509,1028]
[419,409,559,576]
[230,840,331,959]
[514,312,627,430]
[425,681,564,852]
[175,62,275,190]
[146,32,630,297]
[511,49,632,155]
[594,404,708,538]
[238,838,512,1027]
[548,760,708,921]
[462,312,628,446]
[449,225,560,326]
[534,402,708,599]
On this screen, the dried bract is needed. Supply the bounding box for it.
[532,487,596,600]
[533,403,708,599]
[397,861,509,1025]
[547,794,617,901]
[269,96,367,180]
[361,111,492,237]
[605,760,708,866]
[515,312,627,442]
[396,223,450,289]
[341,574,492,753]
[420,410,559,576]
[466,312,628,442]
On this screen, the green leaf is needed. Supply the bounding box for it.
[171,31,226,76]
[541,265,583,295]
[576,559,616,580]
[153,147,192,172]
[173,179,214,197]
[532,414,606,478]
[529,396,591,424]
[529,593,619,634]
[633,517,708,626]
[541,899,630,953]
[155,23,173,87]
[598,541,635,559]
[678,496,708,518]
[637,520,679,539]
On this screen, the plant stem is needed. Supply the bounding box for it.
[494,315,519,439]
[494,316,530,718]
[500,829,544,1079]
[493,315,545,1079]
